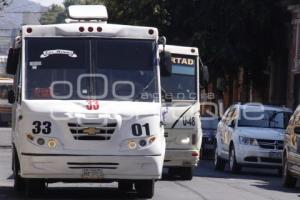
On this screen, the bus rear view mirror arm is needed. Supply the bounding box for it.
[160,51,172,77]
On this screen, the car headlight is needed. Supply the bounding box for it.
[239,136,258,146]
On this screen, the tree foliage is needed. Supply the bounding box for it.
[40,4,64,25]
[40,0,290,80]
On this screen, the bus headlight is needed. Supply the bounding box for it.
[26,133,61,149]
[128,140,137,149]
[180,137,190,144]
[120,136,157,151]
[47,139,57,148]
[176,136,191,145]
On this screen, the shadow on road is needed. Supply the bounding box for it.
[0,185,144,200]
[194,160,300,194]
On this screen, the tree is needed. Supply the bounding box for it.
[40,0,104,25]
[40,4,64,25]
[40,0,290,102]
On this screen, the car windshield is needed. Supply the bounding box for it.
[238,109,291,129]
[161,54,197,100]
[201,118,218,130]
[25,38,158,102]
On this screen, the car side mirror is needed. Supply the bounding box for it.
[164,93,172,103]
[6,48,20,75]
[7,90,15,104]
[229,120,235,128]
[161,90,172,103]
[294,127,300,135]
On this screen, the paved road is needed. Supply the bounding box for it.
[0,148,300,200]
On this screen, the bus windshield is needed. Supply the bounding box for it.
[25,38,158,102]
[161,54,197,100]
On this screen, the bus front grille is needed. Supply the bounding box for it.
[68,121,117,141]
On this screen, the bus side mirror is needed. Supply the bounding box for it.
[160,51,172,77]
[6,48,20,75]
[162,92,172,103]
[7,90,15,104]
[200,65,209,89]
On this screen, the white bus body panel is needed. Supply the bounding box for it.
[15,101,165,179]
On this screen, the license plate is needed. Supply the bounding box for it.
[269,152,282,159]
[82,168,104,179]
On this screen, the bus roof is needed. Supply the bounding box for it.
[160,45,199,56]
[22,23,158,40]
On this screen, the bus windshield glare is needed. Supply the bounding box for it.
[25,38,158,102]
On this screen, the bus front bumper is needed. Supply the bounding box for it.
[20,153,163,180]
[163,149,199,167]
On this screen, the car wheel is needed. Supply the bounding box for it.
[25,179,46,197]
[12,147,25,192]
[214,147,226,171]
[283,155,297,188]
[229,146,241,174]
[135,180,155,199]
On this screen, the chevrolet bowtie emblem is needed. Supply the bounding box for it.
[83,127,97,135]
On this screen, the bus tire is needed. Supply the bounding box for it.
[135,180,155,199]
[118,180,133,192]
[181,167,193,180]
[12,147,25,191]
[25,179,46,197]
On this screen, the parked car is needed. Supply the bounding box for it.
[201,116,219,158]
[214,103,292,174]
[283,105,300,187]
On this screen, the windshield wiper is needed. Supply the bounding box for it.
[133,77,155,101]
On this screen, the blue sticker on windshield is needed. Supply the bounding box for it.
[172,65,195,75]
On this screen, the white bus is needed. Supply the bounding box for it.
[6,5,170,198]
[160,45,202,180]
